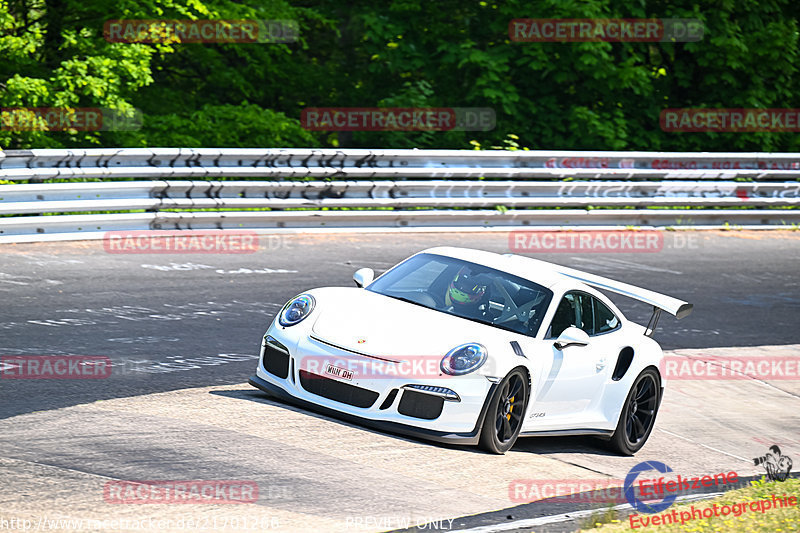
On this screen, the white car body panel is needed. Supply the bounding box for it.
[249,246,691,448]
[309,288,511,361]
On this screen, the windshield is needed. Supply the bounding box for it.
[367,253,554,337]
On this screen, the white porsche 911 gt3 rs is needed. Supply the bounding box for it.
[249,247,692,455]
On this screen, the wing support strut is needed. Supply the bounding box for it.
[644,306,662,337]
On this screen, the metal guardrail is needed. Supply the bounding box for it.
[2,180,800,214]
[1,148,799,242]
[2,147,800,175]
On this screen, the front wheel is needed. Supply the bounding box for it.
[608,368,661,456]
[479,368,529,454]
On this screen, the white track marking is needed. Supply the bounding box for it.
[657,428,751,462]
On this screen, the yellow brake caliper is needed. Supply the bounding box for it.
[507,396,514,420]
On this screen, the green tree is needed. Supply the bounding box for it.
[0,0,316,149]
[2,0,799,151]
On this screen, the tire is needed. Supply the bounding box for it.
[479,368,529,454]
[608,368,661,456]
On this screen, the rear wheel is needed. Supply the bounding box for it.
[608,368,661,455]
[479,368,529,454]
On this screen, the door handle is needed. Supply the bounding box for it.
[596,358,607,372]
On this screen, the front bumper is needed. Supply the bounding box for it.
[249,327,499,445]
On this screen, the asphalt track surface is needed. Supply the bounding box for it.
[1,230,799,532]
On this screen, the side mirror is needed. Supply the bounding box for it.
[353,268,374,288]
[553,326,590,350]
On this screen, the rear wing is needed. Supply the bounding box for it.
[515,256,693,335]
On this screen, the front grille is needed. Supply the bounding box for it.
[299,370,379,408]
[262,337,290,379]
[397,390,444,420]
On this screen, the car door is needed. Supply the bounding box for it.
[525,291,618,430]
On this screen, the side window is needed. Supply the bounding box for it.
[548,293,576,338]
[548,292,619,337]
[593,298,620,334]
[576,292,594,335]
[548,292,584,337]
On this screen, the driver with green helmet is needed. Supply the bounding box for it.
[445,266,490,317]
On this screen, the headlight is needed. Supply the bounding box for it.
[279,294,315,327]
[440,343,487,376]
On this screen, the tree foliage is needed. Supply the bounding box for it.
[1,0,798,150]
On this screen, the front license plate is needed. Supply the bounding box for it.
[325,363,353,381]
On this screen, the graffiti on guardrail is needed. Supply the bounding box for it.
[2,150,800,238]
[1,149,799,172]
